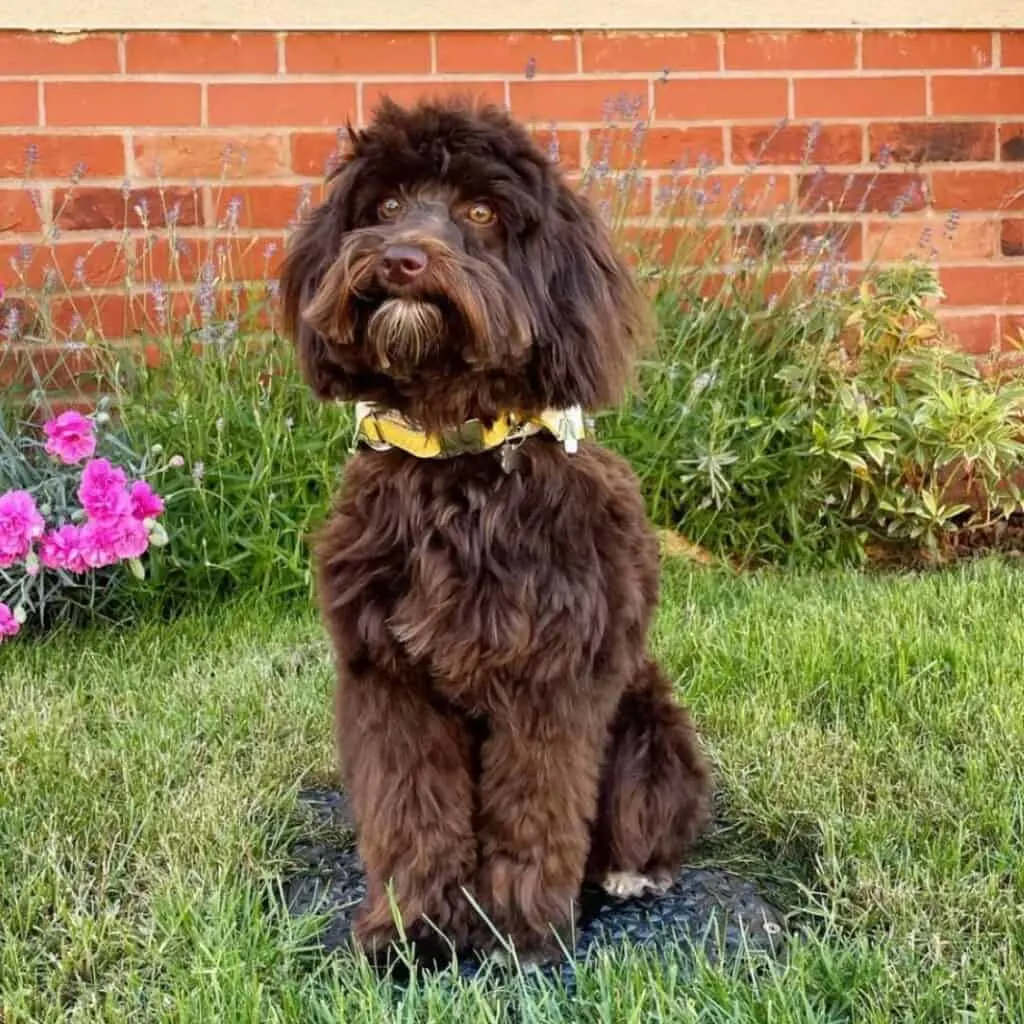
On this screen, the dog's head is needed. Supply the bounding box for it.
[280,95,652,423]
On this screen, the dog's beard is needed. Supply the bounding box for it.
[366,298,444,371]
[300,232,534,375]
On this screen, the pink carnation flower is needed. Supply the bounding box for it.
[80,516,149,567]
[0,602,19,641]
[79,520,118,569]
[109,516,150,560]
[0,490,45,568]
[40,524,88,574]
[78,458,131,524]
[130,481,165,521]
[43,410,97,465]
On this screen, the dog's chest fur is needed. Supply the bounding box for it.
[317,440,658,714]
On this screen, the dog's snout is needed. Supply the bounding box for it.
[380,245,429,286]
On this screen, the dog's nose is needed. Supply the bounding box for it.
[380,245,429,285]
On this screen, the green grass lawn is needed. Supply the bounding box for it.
[3,556,1023,1022]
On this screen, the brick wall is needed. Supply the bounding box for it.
[1,29,1023,372]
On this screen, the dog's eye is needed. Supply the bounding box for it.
[378,197,404,220]
[466,202,496,226]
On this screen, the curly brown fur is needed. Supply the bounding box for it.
[280,93,713,965]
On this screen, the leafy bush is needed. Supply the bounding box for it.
[104,332,353,612]
[603,257,1024,566]
[0,399,170,638]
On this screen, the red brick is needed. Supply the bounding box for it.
[798,172,926,214]
[511,80,648,122]
[288,32,431,74]
[0,134,124,178]
[732,123,862,166]
[654,78,787,121]
[869,122,995,164]
[0,188,42,232]
[0,244,36,287]
[64,295,168,344]
[437,31,576,74]
[865,218,995,261]
[0,240,131,290]
[724,31,856,70]
[580,31,717,72]
[54,186,201,230]
[1000,313,1024,346]
[136,233,286,284]
[113,290,192,338]
[1001,124,1024,161]
[0,31,119,74]
[933,76,1024,116]
[133,133,288,179]
[1003,32,1024,67]
[686,267,798,303]
[637,225,834,275]
[1003,219,1024,257]
[0,82,39,126]
[932,171,1024,211]
[618,224,703,268]
[641,223,760,269]
[805,220,863,262]
[586,126,723,170]
[569,172,652,218]
[43,291,237,344]
[51,240,132,290]
[208,83,356,128]
[941,266,1024,305]
[795,77,926,118]
[863,31,992,69]
[938,313,1000,354]
[291,131,348,176]
[0,343,105,391]
[46,83,201,127]
[125,282,273,332]
[210,185,316,229]
[366,82,506,118]
[528,128,582,170]
[135,235,195,285]
[735,219,863,262]
[656,172,791,217]
[125,32,277,74]
[20,396,101,422]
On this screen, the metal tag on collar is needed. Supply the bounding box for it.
[499,437,525,474]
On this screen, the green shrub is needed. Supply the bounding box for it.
[104,332,353,612]
[602,258,1024,566]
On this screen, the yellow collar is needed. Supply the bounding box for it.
[352,401,587,459]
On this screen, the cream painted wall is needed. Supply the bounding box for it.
[3,0,1022,31]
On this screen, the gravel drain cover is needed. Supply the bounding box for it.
[284,787,788,988]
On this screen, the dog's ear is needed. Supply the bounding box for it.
[514,180,654,411]
[279,159,361,401]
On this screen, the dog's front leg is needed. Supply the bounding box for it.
[335,660,479,964]
[473,686,614,963]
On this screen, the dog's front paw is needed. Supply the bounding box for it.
[353,882,479,966]
[601,869,674,900]
[473,853,579,962]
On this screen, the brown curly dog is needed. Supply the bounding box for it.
[280,94,713,967]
